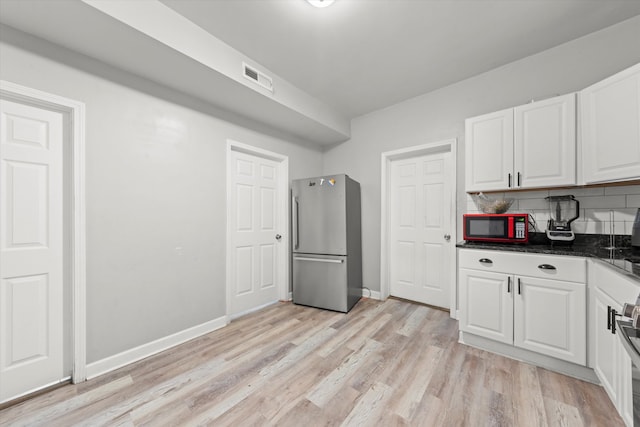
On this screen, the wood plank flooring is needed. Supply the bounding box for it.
[0,298,623,426]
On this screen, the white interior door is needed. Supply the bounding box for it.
[0,99,64,402]
[228,149,283,317]
[389,152,452,308]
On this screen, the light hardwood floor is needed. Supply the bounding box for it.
[0,298,623,426]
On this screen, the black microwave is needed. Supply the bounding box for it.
[463,213,528,243]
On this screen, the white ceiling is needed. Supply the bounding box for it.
[1,0,639,144]
[160,0,640,118]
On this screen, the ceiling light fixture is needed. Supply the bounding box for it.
[307,0,335,8]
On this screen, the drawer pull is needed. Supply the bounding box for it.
[507,276,511,293]
[538,264,556,270]
[479,258,493,264]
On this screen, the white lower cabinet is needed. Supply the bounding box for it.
[593,287,619,403]
[459,249,586,365]
[589,261,638,427]
[459,269,512,344]
[514,276,586,363]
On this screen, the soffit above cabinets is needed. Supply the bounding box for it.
[0,0,351,145]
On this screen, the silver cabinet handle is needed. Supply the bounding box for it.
[275,234,282,241]
[444,234,451,241]
[293,257,344,264]
[538,264,556,270]
[479,258,493,264]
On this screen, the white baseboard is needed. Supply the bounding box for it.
[362,289,382,300]
[229,300,279,321]
[86,315,228,380]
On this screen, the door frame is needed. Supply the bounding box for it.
[225,140,289,319]
[0,80,87,383]
[380,138,457,317]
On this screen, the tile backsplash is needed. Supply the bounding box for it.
[466,184,640,235]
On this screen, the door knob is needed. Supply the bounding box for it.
[275,234,282,241]
[444,234,451,241]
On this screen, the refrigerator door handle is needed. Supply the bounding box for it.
[293,257,344,264]
[293,196,300,250]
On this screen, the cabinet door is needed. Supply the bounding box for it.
[514,276,586,365]
[459,268,513,344]
[465,108,514,192]
[592,287,619,405]
[514,94,576,189]
[581,63,640,184]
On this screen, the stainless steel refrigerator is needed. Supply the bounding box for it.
[292,174,362,313]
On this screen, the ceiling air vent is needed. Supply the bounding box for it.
[243,62,274,93]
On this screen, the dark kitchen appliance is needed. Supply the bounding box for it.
[615,298,640,427]
[291,174,362,313]
[463,213,528,243]
[633,208,640,248]
[545,195,580,243]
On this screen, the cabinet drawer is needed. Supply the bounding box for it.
[459,249,586,283]
[459,249,514,273]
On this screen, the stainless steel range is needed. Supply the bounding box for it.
[616,296,640,426]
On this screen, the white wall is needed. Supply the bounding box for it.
[322,16,640,294]
[0,37,323,363]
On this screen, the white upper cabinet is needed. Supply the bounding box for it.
[514,94,576,189]
[465,108,514,192]
[581,63,640,184]
[465,94,576,192]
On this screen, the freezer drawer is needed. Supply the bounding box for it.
[293,255,358,313]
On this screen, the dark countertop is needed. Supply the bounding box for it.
[457,233,640,280]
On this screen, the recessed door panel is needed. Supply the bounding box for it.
[2,275,49,366]
[260,187,275,231]
[5,113,49,149]
[236,184,253,231]
[236,158,253,177]
[4,161,48,248]
[423,243,442,290]
[235,246,253,295]
[260,164,275,180]
[396,241,415,285]
[423,183,442,229]
[260,244,275,289]
[398,185,416,228]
